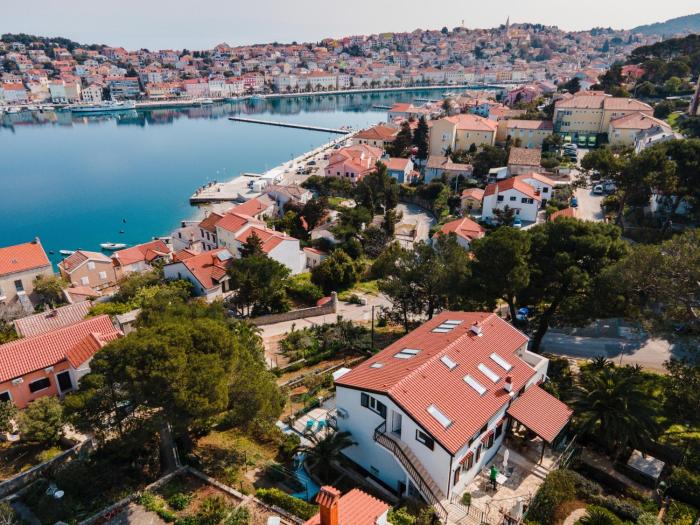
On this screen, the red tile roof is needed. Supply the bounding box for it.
[549,207,577,221]
[215,212,263,235]
[508,147,542,167]
[232,197,272,217]
[60,250,112,273]
[235,226,294,254]
[385,157,410,171]
[354,124,399,141]
[439,217,486,243]
[13,302,92,338]
[198,212,225,233]
[507,385,573,443]
[64,286,101,303]
[444,114,498,132]
[113,240,170,267]
[304,488,389,525]
[506,120,553,131]
[177,249,233,290]
[0,240,51,277]
[336,312,536,454]
[461,188,485,201]
[484,178,541,201]
[0,315,120,382]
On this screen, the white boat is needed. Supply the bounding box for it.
[199,98,214,105]
[7,107,21,114]
[100,242,128,250]
[69,101,136,114]
[59,250,75,256]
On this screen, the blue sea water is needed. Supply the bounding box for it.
[0,89,461,264]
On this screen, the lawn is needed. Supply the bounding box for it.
[338,279,380,301]
[0,441,67,480]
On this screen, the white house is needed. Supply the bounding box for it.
[435,217,486,250]
[334,312,572,512]
[515,173,557,206]
[163,248,234,302]
[482,177,542,224]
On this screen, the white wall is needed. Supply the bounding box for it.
[269,240,304,275]
[483,191,539,223]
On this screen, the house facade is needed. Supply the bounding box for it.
[351,124,399,149]
[58,251,117,291]
[553,92,652,136]
[482,177,542,223]
[0,315,120,408]
[112,239,172,279]
[384,157,415,184]
[163,248,234,302]
[0,239,53,309]
[429,115,497,156]
[324,145,382,183]
[334,312,571,512]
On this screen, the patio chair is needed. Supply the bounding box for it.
[305,419,315,432]
[316,419,326,431]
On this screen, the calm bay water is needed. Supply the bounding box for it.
[0,89,459,264]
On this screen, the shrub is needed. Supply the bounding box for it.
[198,495,229,525]
[636,512,661,525]
[589,495,643,521]
[664,501,698,525]
[579,505,624,525]
[527,470,577,524]
[255,488,318,520]
[286,274,324,305]
[138,492,176,522]
[167,492,193,511]
[19,397,64,445]
[388,507,416,525]
[461,492,472,506]
[667,467,700,507]
[225,507,251,525]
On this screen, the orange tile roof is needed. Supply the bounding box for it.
[0,240,51,277]
[178,249,233,289]
[609,112,670,131]
[444,114,498,132]
[461,188,485,201]
[13,302,92,338]
[336,312,536,454]
[439,217,485,242]
[384,157,410,171]
[235,226,294,254]
[354,124,398,141]
[0,315,120,382]
[198,212,225,233]
[60,250,111,273]
[231,197,272,217]
[549,207,577,221]
[507,385,573,443]
[304,488,389,525]
[215,212,262,235]
[506,119,554,131]
[484,178,541,201]
[113,240,170,267]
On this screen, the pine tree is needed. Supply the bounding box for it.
[239,231,264,258]
[413,116,430,161]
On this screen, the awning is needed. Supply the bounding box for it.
[506,385,573,444]
[459,450,474,465]
[481,430,494,443]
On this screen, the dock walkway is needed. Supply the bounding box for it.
[228,116,348,134]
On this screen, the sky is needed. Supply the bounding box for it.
[2,0,698,50]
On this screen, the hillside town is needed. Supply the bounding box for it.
[1,14,700,525]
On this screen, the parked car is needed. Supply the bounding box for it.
[513,217,523,228]
[593,184,604,195]
[590,170,601,182]
[571,197,579,208]
[603,181,617,193]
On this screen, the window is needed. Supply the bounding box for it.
[360,393,386,418]
[80,276,89,286]
[495,422,504,440]
[478,363,500,383]
[487,432,495,448]
[87,261,95,270]
[29,377,51,393]
[521,197,528,203]
[463,453,474,471]
[510,196,516,202]
[415,429,434,450]
[427,404,452,428]
[543,187,549,193]
[394,348,420,359]
[14,280,23,292]
[475,444,482,462]
[497,195,504,202]
[440,355,457,370]
[99,271,107,280]
[453,467,460,485]
[0,391,10,403]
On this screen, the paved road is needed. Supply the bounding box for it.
[541,331,675,372]
[574,185,605,222]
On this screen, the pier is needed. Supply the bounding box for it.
[228,116,349,134]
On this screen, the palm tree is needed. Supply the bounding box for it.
[300,430,356,482]
[574,365,658,457]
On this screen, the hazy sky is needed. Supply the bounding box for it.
[2,0,698,50]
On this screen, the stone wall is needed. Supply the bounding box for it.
[251,292,337,326]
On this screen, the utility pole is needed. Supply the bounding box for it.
[371,305,375,350]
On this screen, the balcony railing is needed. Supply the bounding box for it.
[373,422,448,523]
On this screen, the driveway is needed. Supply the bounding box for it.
[396,202,436,244]
[574,185,605,222]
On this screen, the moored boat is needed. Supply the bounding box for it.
[59,249,75,256]
[100,242,128,250]
[69,101,136,113]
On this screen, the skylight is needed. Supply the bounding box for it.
[443,320,463,326]
[478,363,500,383]
[464,374,487,396]
[427,404,452,428]
[440,355,458,370]
[394,348,421,359]
[490,353,513,372]
[432,328,452,333]
[370,363,384,369]
[216,251,233,261]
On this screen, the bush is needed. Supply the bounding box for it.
[286,274,324,306]
[138,492,176,522]
[225,507,251,525]
[198,495,229,525]
[636,512,661,525]
[461,492,472,506]
[388,507,416,525]
[664,501,698,525]
[579,505,624,525]
[589,495,643,521]
[255,488,318,520]
[667,467,700,507]
[167,492,193,511]
[19,397,64,445]
[528,469,600,525]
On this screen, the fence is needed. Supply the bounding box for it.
[251,292,337,326]
[0,438,94,499]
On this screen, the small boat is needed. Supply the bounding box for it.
[59,250,75,256]
[7,107,21,114]
[100,242,127,250]
[199,98,214,105]
[69,101,136,113]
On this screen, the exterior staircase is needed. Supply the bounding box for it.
[373,422,448,522]
[16,291,35,316]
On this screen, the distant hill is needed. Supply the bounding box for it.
[631,13,700,36]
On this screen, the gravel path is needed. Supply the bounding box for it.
[563,507,588,525]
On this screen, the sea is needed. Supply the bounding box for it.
[0,88,470,265]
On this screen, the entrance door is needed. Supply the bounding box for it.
[56,371,73,393]
[391,411,402,437]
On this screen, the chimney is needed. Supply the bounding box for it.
[504,375,513,393]
[470,321,482,336]
[316,486,341,525]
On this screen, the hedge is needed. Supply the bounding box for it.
[667,467,700,507]
[255,488,318,520]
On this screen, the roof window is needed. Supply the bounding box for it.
[440,355,458,370]
[427,404,452,428]
[464,374,487,396]
[490,353,513,372]
[370,363,384,369]
[478,363,500,383]
[394,348,421,359]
